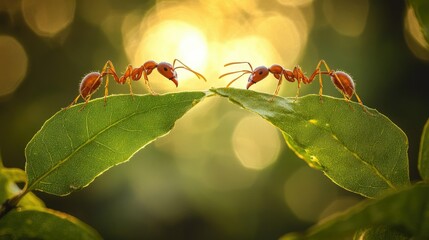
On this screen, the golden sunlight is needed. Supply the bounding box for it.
[122,0,312,93]
[177,25,208,72]
[284,167,338,222]
[277,0,314,7]
[21,0,76,38]
[132,21,207,66]
[0,36,28,97]
[123,9,209,91]
[232,116,281,170]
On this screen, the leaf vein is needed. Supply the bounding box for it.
[41,130,54,168]
[62,114,74,150]
[94,140,121,154]
[26,98,195,191]
[330,129,397,190]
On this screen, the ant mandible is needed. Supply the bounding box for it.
[219,60,367,112]
[65,59,206,109]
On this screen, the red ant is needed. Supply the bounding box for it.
[219,60,368,112]
[65,59,206,109]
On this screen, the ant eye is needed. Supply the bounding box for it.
[259,71,263,75]
[164,67,168,71]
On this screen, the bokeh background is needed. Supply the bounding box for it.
[1,0,429,239]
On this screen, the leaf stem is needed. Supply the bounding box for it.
[0,186,29,219]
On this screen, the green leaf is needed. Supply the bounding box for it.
[212,88,409,198]
[353,226,410,240]
[0,163,44,208]
[0,207,101,240]
[409,0,429,44]
[25,92,207,196]
[281,183,429,240]
[2,168,26,183]
[419,119,429,181]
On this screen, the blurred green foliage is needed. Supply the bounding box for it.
[0,207,102,239]
[283,184,429,239]
[408,0,429,43]
[1,0,429,239]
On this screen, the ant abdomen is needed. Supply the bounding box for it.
[80,72,102,99]
[330,71,355,99]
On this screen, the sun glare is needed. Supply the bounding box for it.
[232,116,281,170]
[117,0,315,170]
[177,26,208,74]
[122,0,312,92]
[21,0,76,38]
[123,19,208,90]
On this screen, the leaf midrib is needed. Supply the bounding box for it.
[26,98,195,192]
[280,111,397,190]
[227,92,397,190]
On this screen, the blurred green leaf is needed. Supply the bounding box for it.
[419,119,429,181]
[0,163,44,208]
[409,0,429,44]
[353,226,410,240]
[212,88,410,198]
[1,168,26,184]
[25,92,207,196]
[281,183,429,240]
[0,207,101,240]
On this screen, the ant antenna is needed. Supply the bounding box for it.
[224,61,254,72]
[172,59,207,82]
[219,61,255,87]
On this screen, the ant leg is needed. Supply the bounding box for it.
[318,71,324,100]
[142,71,157,95]
[79,95,93,111]
[146,80,157,95]
[288,67,304,101]
[98,60,120,105]
[104,76,109,105]
[316,60,340,100]
[307,68,324,102]
[63,94,81,110]
[331,72,371,114]
[323,69,372,114]
[273,75,283,96]
[74,92,94,111]
[128,78,134,96]
[316,60,350,102]
[352,91,372,114]
[312,60,347,102]
[270,75,283,101]
[294,81,301,102]
[120,65,135,98]
[318,69,356,110]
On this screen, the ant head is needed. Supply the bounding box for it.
[157,62,178,87]
[247,66,269,89]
